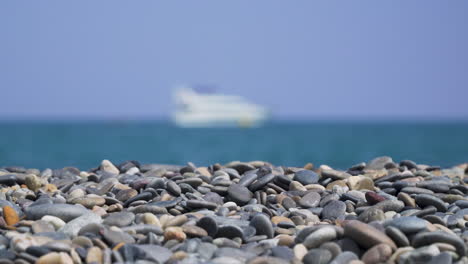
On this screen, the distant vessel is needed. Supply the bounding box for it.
[172,85,269,128]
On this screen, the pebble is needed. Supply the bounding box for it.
[361,243,392,264]
[250,213,274,238]
[344,220,397,250]
[25,174,42,192]
[36,252,73,264]
[103,212,135,227]
[249,173,275,191]
[86,246,103,264]
[0,175,17,186]
[298,191,321,208]
[415,194,448,212]
[322,200,346,220]
[385,226,410,247]
[186,200,218,210]
[59,213,102,237]
[358,207,385,223]
[25,204,89,222]
[197,216,218,237]
[182,225,208,237]
[385,216,428,234]
[330,252,359,264]
[303,226,337,249]
[227,184,253,205]
[3,205,19,226]
[293,170,319,185]
[303,248,333,264]
[217,225,244,240]
[167,180,181,196]
[412,230,466,256]
[41,215,66,229]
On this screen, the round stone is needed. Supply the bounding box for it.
[361,243,392,264]
[37,252,73,264]
[294,170,319,185]
[385,226,409,247]
[249,173,276,191]
[25,174,42,192]
[271,246,294,261]
[115,189,138,202]
[343,220,397,250]
[227,184,252,205]
[69,195,105,209]
[303,226,337,249]
[299,192,321,208]
[397,192,416,207]
[186,200,217,210]
[86,246,103,264]
[26,204,89,222]
[415,194,448,212]
[281,197,296,210]
[412,230,466,257]
[330,252,358,264]
[321,200,346,220]
[182,225,208,237]
[3,205,19,226]
[358,207,385,223]
[373,200,405,213]
[59,213,102,238]
[365,192,386,205]
[167,180,181,196]
[385,216,427,234]
[216,225,244,240]
[347,176,374,190]
[250,213,274,239]
[303,248,332,264]
[197,216,218,237]
[103,212,135,227]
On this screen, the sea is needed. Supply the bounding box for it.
[1,120,467,170]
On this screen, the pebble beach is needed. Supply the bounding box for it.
[0,157,467,264]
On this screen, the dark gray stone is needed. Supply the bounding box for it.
[227,184,252,205]
[385,226,410,247]
[358,207,385,223]
[0,175,17,186]
[412,230,466,257]
[303,248,333,264]
[238,173,258,187]
[386,216,428,234]
[103,212,135,227]
[299,192,321,208]
[216,225,244,240]
[186,200,218,210]
[249,173,275,191]
[136,245,172,263]
[25,204,89,222]
[415,194,448,212]
[321,200,346,220]
[271,246,294,260]
[166,180,181,196]
[250,213,274,239]
[329,252,359,264]
[293,170,319,185]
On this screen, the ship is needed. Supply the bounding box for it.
[172,85,269,128]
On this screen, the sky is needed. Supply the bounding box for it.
[1,1,467,120]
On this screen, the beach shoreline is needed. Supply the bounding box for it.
[0,157,466,263]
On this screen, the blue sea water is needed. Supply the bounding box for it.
[0,120,467,170]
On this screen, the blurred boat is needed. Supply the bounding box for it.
[172,85,269,128]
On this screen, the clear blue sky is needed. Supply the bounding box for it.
[1,1,467,119]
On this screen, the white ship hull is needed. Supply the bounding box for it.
[172,86,269,128]
[173,111,268,128]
